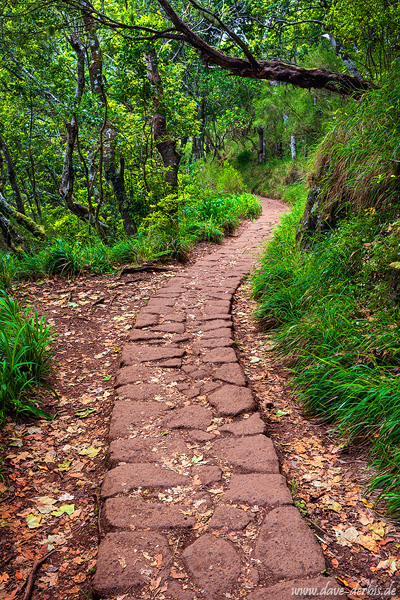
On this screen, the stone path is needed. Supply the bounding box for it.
[93,198,344,599]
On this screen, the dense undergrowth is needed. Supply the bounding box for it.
[0,292,53,423]
[253,71,400,516]
[0,192,260,287]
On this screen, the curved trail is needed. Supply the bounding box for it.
[93,198,343,599]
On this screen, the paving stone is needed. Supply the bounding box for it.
[202,347,237,364]
[163,312,186,322]
[164,581,196,600]
[208,505,253,531]
[246,577,344,599]
[108,434,188,466]
[171,334,191,343]
[214,363,246,386]
[182,534,242,599]
[204,302,231,314]
[102,497,195,531]
[201,381,221,394]
[115,383,160,401]
[213,435,279,472]
[254,506,326,579]
[202,312,232,320]
[192,465,222,485]
[101,463,188,498]
[93,531,170,597]
[198,319,232,332]
[200,327,233,339]
[196,337,234,349]
[223,474,293,506]
[152,323,185,334]
[109,401,167,440]
[188,430,215,442]
[128,330,165,342]
[161,405,213,430]
[147,298,175,309]
[219,412,266,436]
[120,345,185,366]
[189,366,213,379]
[133,312,159,328]
[158,358,183,368]
[208,384,255,415]
[115,366,157,388]
[186,385,202,399]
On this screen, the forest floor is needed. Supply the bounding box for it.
[0,205,399,600]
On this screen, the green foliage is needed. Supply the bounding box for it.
[307,63,400,223]
[0,291,54,423]
[253,192,400,515]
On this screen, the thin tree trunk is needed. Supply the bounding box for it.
[257,127,266,164]
[144,49,182,190]
[290,135,297,162]
[0,136,25,215]
[0,191,46,241]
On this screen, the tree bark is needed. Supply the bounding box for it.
[103,125,137,235]
[144,49,182,189]
[257,127,266,164]
[0,191,46,242]
[0,136,25,215]
[156,0,371,97]
[290,135,297,162]
[59,34,109,237]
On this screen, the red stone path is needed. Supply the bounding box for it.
[93,198,344,599]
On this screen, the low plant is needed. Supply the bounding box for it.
[0,292,54,423]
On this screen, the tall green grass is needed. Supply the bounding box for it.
[0,292,54,423]
[0,192,261,283]
[253,193,400,515]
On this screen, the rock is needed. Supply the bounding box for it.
[208,505,253,531]
[208,384,255,416]
[187,430,215,442]
[200,327,233,339]
[109,401,167,440]
[108,434,188,467]
[182,534,242,599]
[192,465,222,485]
[133,312,159,328]
[246,577,343,599]
[120,345,185,366]
[115,383,159,401]
[254,506,326,579]
[102,497,195,531]
[101,463,188,498]
[199,319,232,332]
[128,330,164,342]
[213,435,279,472]
[224,474,293,506]
[219,412,266,436]
[197,337,234,348]
[160,405,213,430]
[214,363,246,386]
[115,366,157,387]
[152,323,185,334]
[93,531,170,597]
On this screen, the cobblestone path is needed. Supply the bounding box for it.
[93,198,344,599]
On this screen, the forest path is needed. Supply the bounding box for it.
[93,198,343,600]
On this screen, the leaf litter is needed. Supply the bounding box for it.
[233,281,400,600]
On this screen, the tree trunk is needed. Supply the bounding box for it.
[103,125,137,235]
[156,0,371,97]
[0,136,25,215]
[144,49,182,190]
[59,34,109,238]
[290,135,297,162]
[257,127,266,164]
[0,191,46,242]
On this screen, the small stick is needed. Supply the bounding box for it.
[22,549,56,600]
[108,293,119,308]
[90,296,106,311]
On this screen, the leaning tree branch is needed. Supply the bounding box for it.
[155,0,371,96]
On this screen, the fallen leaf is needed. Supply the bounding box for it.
[26,514,42,529]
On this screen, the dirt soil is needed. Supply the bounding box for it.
[0,216,399,600]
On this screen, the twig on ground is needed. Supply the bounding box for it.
[22,549,56,600]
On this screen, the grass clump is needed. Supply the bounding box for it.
[253,191,400,515]
[0,291,54,423]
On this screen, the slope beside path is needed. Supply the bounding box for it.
[93,198,344,600]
